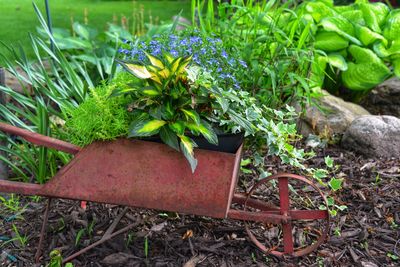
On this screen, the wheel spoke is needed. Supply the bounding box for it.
[278,177,290,212]
[289,210,329,220]
[282,222,294,254]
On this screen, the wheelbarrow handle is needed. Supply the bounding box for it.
[0,122,81,154]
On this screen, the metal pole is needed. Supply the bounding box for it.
[44,0,54,52]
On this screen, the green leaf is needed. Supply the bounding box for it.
[320,17,362,46]
[314,31,349,51]
[342,45,391,91]
[393,57,400,78]
[355,24,387,46]
[159,127,179,151]
[169,121,185,135]
[129,117,166,137]
[145,52,164,69]
[326,53,348,71]
[324,156,334,168]
[305,1,335,23]
[181,109,200,124]
[73,22,90,40]
[116,60,151,79]
[329,178,343,191]
[141,86,160,96]
[187,121,218,145]
[109,87,136,98]
[383,10,400,41]
[179,135,198,173]
[359,2,389,33]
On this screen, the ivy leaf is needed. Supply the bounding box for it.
[329,178,343,191]
[179,135,198,173]
[324,156,334,168]
[159,127,179,151]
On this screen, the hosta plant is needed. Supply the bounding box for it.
[301,0,400,99]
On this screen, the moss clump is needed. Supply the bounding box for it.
[65,78,132,146]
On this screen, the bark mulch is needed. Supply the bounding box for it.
[0,145,399,266]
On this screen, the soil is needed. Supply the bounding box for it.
[0,144,399,267]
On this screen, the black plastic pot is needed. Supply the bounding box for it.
[142,132,244,154]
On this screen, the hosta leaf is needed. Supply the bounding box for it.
[383,10,400,41]
[187,121,218,145]
[309,54,327,90]
[129,117,166,137]
[341,45,391,91]
[181,109,200,125]
[326,53,348,71]
[179,135,198,173]
[355,25,387,46]
[373,40,400,58]
[359,2,389,32]
[305,1,335,23]
[314,31,349,51]
[145,52,164,69]
[169,121,185,135]
[341,10,365,25]
[393,58,400,78]
[320,17,362,46]
[159,127,179,151]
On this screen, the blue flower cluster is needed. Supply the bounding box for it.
[118,31,247,90]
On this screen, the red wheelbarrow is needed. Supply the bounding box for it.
[0,122,330,263]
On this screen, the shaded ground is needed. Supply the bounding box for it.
[0,145,399,266]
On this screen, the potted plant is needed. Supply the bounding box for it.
[65,31,304,173]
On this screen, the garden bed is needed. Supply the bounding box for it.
[1,144,398,266]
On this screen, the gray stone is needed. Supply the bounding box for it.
[296,90,370,137]
[362,77,400,117]
[342,115,400,158]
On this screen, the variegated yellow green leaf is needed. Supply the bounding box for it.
[169,121,185,135]
[145,52,165,69]
[170,57,182,73]
[141,86,160,96]
[181,109,200,124]
[129,117,166,137]
[158,68,171,79]
[178,135,198,173]
[125,63,151,79]
[187,122,218,145]
[137,120,166,134]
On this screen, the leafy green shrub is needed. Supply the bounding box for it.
[65,77,133,146]
[301,0,400,100]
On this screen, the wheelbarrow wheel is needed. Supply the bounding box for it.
[243,173,330,257]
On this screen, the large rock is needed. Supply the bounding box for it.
[342,115,400,158]
[362,77,400,118]
[296,90,370,136]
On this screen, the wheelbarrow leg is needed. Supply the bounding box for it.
[62,207,139,264]
[35,197,52,263]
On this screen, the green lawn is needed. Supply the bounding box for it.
[0,0,191,58]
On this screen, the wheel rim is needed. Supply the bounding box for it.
[243,173,330,257]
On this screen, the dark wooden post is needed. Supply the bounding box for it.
[0,68,9,180]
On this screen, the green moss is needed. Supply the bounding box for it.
[65,77,133,146]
